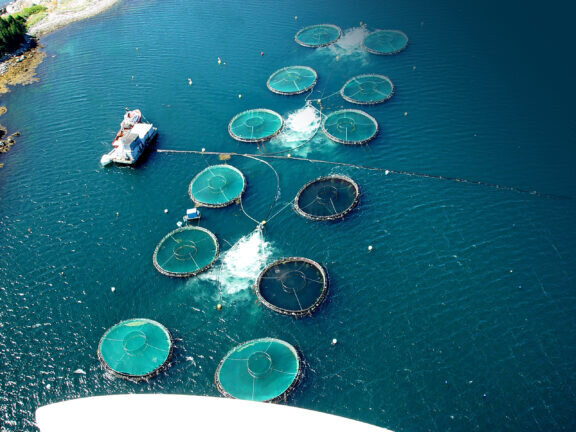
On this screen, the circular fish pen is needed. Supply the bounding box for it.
[254,257,328,317]
[363,29,409,55]
[97,318,173,380]
[321,109,378,145]
[295,24,342,48]
[228,109,284,143]
[294,175,360,221]
[215,338,302,402]
[188,164,246,208]
[153,226,219,277]
[266,66,318,95]
[340,74,394,105]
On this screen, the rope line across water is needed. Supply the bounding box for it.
[156,149,572,200]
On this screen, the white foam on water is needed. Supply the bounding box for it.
[199,228,274,296]
[269,104,322,156]
[319,26,371,63]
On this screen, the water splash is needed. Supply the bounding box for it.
[200,227,274,296]
[319,26,371,63]
[269,104,322,156]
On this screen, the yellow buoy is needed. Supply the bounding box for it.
[216,303,222,310]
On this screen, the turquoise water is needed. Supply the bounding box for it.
[1,0,575,430]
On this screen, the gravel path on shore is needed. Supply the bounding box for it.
[28,0,123,36]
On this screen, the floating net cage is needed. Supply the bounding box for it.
[228,109,283,143]
[153,226,219,277]
[294,175,360,221]
[321,109,378,145]
[97,318,172,380]
[267,66,318,95]
[215,338,302,402]
[295,24,342,48]
[188,164,246,208]
[254,257,328,317]
[363,29,409,55]
[340,74,394,105]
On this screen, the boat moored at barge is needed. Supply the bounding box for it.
[100,109,157,166]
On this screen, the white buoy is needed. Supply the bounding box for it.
[368,245,373,251]
[110,287,116,292]
[385,170,390,175]
[238,94,242,99]
[202,148,205,152]
[331,338,338,345]
[164,209,168,213]
[404,112,408,116]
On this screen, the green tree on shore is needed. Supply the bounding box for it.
[0,15,27,57]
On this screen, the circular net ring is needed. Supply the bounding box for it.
[254,257,329,317]
[340,74,395,105]
[362,29,409,55]
[266,66,318,95]
[321,109,379,145]
[295,24,342,48]
[293,175,360,221]
[215,338,303,402]
[97,318,173,381]
[153,226,219,277]
[189,164,247,208]
[228,109,284,143]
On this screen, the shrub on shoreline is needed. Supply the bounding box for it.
[0,15,27,57]
[0,5,47,57]
[12,5,48,22]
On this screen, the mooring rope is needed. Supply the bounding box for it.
[241,154,282,220]
[156,149,572,200]
[238,195,260,225]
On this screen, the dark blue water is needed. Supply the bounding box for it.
[1,0,575,430]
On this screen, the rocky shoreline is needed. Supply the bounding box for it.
[1,0,125,94]
[0,0,123,162]
[0,106,22,167]
[0,35,44,93]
